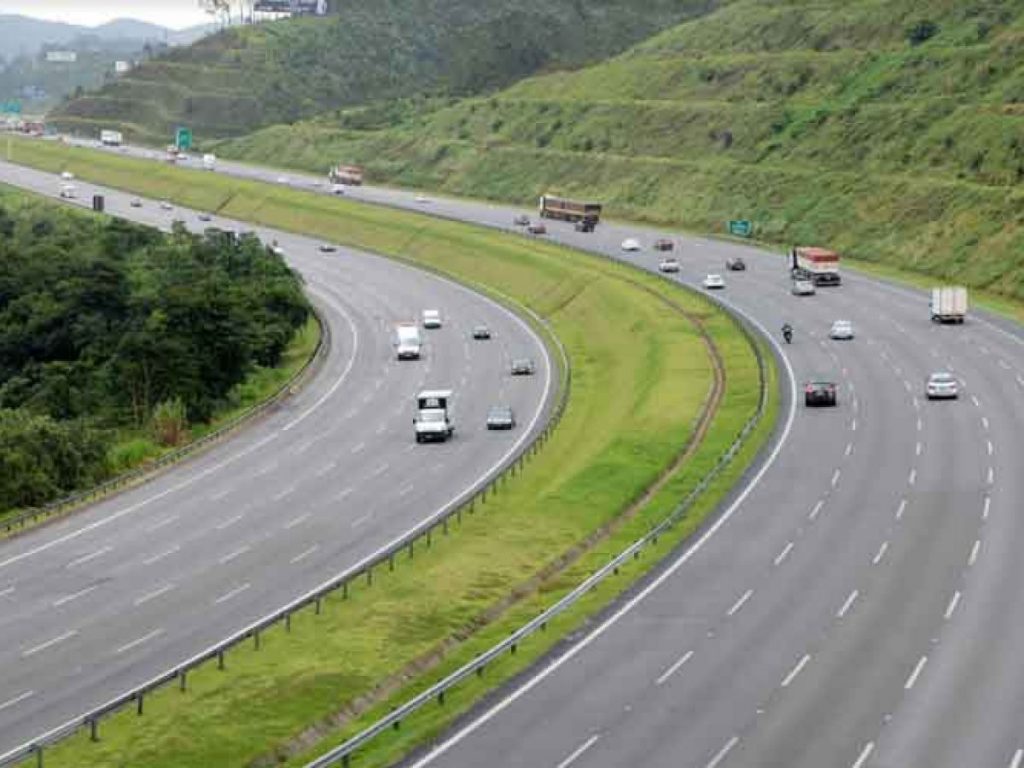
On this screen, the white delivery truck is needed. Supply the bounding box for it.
[202,153,217,170]
[790,246,841,286]
[930,286,968,324]
[100,129,123,146]
[414,390,454,443]
[395,323,422,360]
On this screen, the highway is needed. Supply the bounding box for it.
[10,142,1024,768]
[0,160,556,755]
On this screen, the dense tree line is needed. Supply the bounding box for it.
[0,198,309,512]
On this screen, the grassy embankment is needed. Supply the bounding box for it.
[3,137,772,767]
[215,0,1024,304]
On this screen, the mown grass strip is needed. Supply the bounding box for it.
[2,138,770,768]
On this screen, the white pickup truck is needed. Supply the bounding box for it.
[414,390,454,443]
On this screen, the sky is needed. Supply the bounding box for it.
[0,1,213,29]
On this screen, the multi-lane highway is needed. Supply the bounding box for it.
[0,161,555,755]
[6,142,1024,768]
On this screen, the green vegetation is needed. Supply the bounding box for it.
[217,0,1024,301]
[49,0,716,145]
[0,186,309,515]
[2,137,769,768]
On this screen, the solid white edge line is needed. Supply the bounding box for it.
[905,655,928,690]
[781,654,811,688]
[706,736,740,768]
[852,741,875,768]
[554,734,600,768]
[655,650,695,686]
[402,304,798,768]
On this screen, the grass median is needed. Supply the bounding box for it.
[3,137,773,768]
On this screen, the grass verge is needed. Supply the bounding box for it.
[2,137,771,768]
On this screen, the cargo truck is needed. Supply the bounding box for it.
[790,246,841,286]
[100,129,122,146]
[930,286,968,324]
[329,164,364,186]
[538,195,602,228]
[414,390,454,443]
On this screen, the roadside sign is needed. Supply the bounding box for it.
[0,101,22,115]
[728,219,753,238]
[175,127,193,151]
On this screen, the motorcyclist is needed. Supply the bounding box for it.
[782,322,793,343]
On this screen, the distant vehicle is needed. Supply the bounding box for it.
[202,153,217,170]
[486,406,516,431]
[130,198,142,208]
[658,258,680,273]
[930,286,968,324]
[829,320,855,340]
[574,217,596,233]
[513,214,530,227]
[538,194,602,226]
[472,325,491,340]
[197,212,213,222]
[726,257,746,271]
[159,200,173,210]
[319,243,337,253]
[331,183,346,195]
[703,274,725,290]
[270,244,286,256]
[621,238,641,252]
[414,389,454,443]
[510,358,536,376]
[422,309,442,329]
[395,323,423,360]
[100,129,123,146]
[791,279,816,296]
[415,195,430,204]
[276,176,290,185]
[329,164,364,186]
[925,372,959,400]
[60,170,74,180]
[58,184,76,199]
[790,246,841,286]
[653,238,674,252]
[526,222,547,235]
[805,380,838,407]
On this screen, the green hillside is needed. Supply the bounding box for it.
[47,0,717,146]
[217,0,1024,299]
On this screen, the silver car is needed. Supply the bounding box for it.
[925,372,959,400]
[791,280,816,296]
[829,320,854,340]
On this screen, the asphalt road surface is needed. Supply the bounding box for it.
[0,160,555,755]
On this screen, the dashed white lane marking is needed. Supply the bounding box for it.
[219,545,250,565]
[998,359,1012,370]
[334,487,354,502]
[944,591,961,620]
[873,541,889,565]
[1009,748,1024,768]
[215,513,245,530]
[706,736,740,768]
[66,546,113,569]
[896,499,907,520]
[969,539,981,567]
[781,654,811,688]
[146,514,179,533]
[1017,375,1024,388]
[987,440,994,456]
[983,496,991,520]
[0,691,34,713]
[988,466,995,484]
[284,513,310,530]
[809,500,824,521]
[372,462,390,477]
[851,418,858,432]
[774,542,795,567]
[352,512,373,528]
[831,469,841,488]
[916,417,922,431]
[655,650,694,685]
[52,584,98,607]
[837,589,859,619]
[213,583,250,605]
[845,442,853,457]
[209,488,230,501]
[290,544,319,564]
[23,629,78,658]
[351,442,366,454]
[116,628,164,655]
[272,485,296,501]
[982,416,990,431]
[915,441,922,456]
[903,380,913,393]
[905,655,928,690]
[315,461,338,478]
[0,586,14,598]
[255,460,278,476]
[134,583,175,606]
[555,734,601,768]
[971,395,981,408]
[398,484,414,497]
[727,589,754,617]
[852,742,875,768]
[908,469,917,485]
[375,423,387,435]
[142,544,180,566]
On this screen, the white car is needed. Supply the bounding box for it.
[276,175,290,185]
[331,183,346,195]
[422,309,443,329]
[791,280,816,296]
[658,258,680,273]
[58,184,76,199]
[703,274,725,290]
[829,320,855,340]
[925,372,959,400]
[159,200,173,211]
[621,238,642,252]
[60,170,74,181]
[415,195,430,204]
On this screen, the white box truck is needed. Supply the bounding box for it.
[930,286,968,324]
[100,129,123,146]
[395,323,422,360]
[414,390,454,443]
[202,153,217,170]
[790,246,841,286]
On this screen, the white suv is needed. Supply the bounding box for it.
[422,309,442,329]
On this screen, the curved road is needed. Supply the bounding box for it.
[0,161,555,756]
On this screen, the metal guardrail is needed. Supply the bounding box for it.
[0,274,571,768]
[305,303,770,768]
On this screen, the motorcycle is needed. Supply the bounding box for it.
[782,325,793,344]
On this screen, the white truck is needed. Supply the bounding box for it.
[395,323,422,360]
[414,390,454,443]
[790,246,841,286]
[100,129,123,146]
[930,286,968,324]
[202,153,217,170]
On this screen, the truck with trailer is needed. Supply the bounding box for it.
[790,246,841,286]
[329,165,364,186]
[414,390,454,443]
[538,195,602,229]
[930,286,968,323]
[394,323,423,360]
[100,129,123,146]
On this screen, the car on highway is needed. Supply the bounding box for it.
[791,279,816,296]
[422,309,443,329]
[527,222,547,235]
[472,324,492,340]
[130,198,142,208]
[659,258,681,273]
[653,238,674,252]
[319,243,337,253]
[703,274,725,290]
[829,319,855,340]
[270,244,286,256]
[805,380,838,407]
[331,183,346,195]
[510,358,536,376]
[726,257,746,271]
[415,195,430,204]
[159,200,173,211]
[925,372,959,400]
[60,170,74,181]
[59,184,76,199]
[486,405,516,430]
[574,218,596,233]
[621,238,642,252]
[513,214,530,226]
[276,175,290,185]
[197,212,213,222]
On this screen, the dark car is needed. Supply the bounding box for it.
[197,212,213,222]
[472,325,491,340]
[526,222,547,235]
[513,214,530,226]
[653,238,674,252]
[574,218,597,233]
[319,243,337,253]
[510,358,536,376]
[130,198,143,208]
[726,257,747,271]
[804,380,838,407]
[486,406,516,430]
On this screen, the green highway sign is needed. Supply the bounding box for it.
[175,127,193,150]
[0,100,22,115]
[728,219,753,237]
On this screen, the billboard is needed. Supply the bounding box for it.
[46,51,78,63]
[253,0,326,13]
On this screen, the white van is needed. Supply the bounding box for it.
[422,309,442,329]
[59,184,76,199]
[395,323,422,360]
